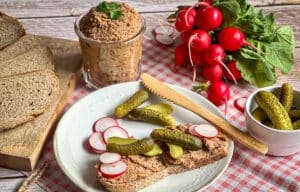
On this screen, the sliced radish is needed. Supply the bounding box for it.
[102,126,129,144]
[99,152,121,164]
[193,124,218,138]
[99,160,128,179]
[85,139,104,154]
[93,116,119,132]
[153,24,175,36]
[188,125,198,136]
[88,132,107,152]
[234,97,247,113]
[154,34,174,45]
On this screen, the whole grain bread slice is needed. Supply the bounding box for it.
[0,34,41,62]
[96,124,229,192]
[0,12,25,49]
[0,69,59,131]
[0,45,55,78]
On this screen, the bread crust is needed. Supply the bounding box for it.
[0,12,25,49]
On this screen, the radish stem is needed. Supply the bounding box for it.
[188,34,197,82]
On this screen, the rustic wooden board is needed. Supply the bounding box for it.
[18,7,300,47]
[0,35,81,171]
[1,0,299,18]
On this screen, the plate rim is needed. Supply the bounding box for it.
[53,81,234,192]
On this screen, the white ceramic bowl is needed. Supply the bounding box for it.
[245,85,300,156]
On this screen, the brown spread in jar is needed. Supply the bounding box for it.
[75,2,145,88]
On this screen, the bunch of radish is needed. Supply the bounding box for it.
[87,116,129,178]
[165,1,255,108]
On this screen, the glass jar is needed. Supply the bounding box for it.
[74,12,146,88]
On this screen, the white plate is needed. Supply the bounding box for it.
[54,81,234,192]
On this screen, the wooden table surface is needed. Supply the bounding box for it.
[0,0,299,191]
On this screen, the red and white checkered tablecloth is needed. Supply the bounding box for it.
[23,39,300,192]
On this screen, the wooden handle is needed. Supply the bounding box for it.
[188,102,268,154]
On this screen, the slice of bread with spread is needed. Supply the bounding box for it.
[0,69,59,131]
[163,124,228,175]
[97,155,168,192]
[0,12,25,49]
[0,45,55,78]
[96,124,229,192]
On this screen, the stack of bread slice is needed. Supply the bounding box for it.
[0,13,59,131]
[0,13,81,171]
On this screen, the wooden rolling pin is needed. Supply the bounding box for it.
[141,73,268,155]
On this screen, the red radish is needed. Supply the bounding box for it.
[224,60,242,81]
[191,51,206,67]
[99,152,121,164]
[204,44,238,84]
[205,44,225,66]
[203,64,223,82]
[102,126,129,144]
[88,132,107,152]
[193,124,218,138]
[93,116,119,132]
[234,97,247,113]
[218,27,256,51]
[175,7,196,32]
[207,81,230,106]
[99,160,128,179]
[188,30,211,53]
[195,6,223,31]
[155,34,174,46]
[188,30,211,81]
[181,30,192,44]
[174,44,189,71]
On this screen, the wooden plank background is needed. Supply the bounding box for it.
[0,0,299,191]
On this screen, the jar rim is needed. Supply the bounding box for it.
[74,11,146,44]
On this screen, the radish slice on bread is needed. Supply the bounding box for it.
[93,116,119,132]
[188,125,198,136]
[191,124,218,138]
[99,152,121,164]
[88,132,107,152]
[99,160,128,179]
[102,126,129,144]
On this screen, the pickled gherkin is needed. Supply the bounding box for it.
[289,110,300,120]
[251,108,268,122]
[279,83,293,112]
[151,129,202,150]
[144,103,173,114]
[143,144,163,156]
[252,83,294,122]
[292,120,300,129]
[114,90,149,118]
[129,108,176,126]
[107,138,155,155]
[107,137,137,145]
[255,91,293,130]
[166,143,183,159]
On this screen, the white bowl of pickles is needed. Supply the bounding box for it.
[245,83,300,156]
